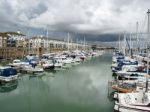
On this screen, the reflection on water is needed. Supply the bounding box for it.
[0,53,114,112]
[107,91,116,102]
[0,81,18,93]
[44,69,57,74]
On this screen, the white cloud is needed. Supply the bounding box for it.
[0,0,150,34]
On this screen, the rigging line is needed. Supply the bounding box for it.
[139,13,147,35]
[138,14,147,46]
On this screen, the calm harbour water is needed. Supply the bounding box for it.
[0,53,114,112]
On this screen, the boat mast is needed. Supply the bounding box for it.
[130,33,132,56]
[136,22,139,55]
[146,9,150,92]
[84,36,85,51]
[27,27,30,55]
[123,33,126,56]
[76,38,78,50]
[67,32,70,51]
[71,37,73,51]
[118,34,121,52]
[46,26,49,53]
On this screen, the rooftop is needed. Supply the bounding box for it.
[0,32,25,37]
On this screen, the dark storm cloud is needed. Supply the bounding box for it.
[0,0,16,24]
[0,0,150,36]
[23,2,48,20]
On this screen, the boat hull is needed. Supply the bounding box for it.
[0,75,18,83]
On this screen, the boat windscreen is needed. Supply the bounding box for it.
[0,68,17,77]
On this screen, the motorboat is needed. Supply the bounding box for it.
[53,57,63,69]
[62,56,72,64]
[0,66,18,82]
[42,59,55,70]
[73,56,81,63]
[9,59,29,68]
[20,65,44,74]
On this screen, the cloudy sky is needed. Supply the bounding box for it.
[0,0,150,41]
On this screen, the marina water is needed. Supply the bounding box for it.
[0,52,114,112]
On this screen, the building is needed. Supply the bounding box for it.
[0,31,26,48]
[0,32,91,60]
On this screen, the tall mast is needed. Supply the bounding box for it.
[27,27,30,55]
[118,34,120,52]
[76,38,78,50]
[129,33,132,56]
[67,32,70,51]
[136,22,139,55]
[46,26,49,53]
[71,37,73,50]
[146,9,150,92]
[84,36,85,51]
[123,33,126,56]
